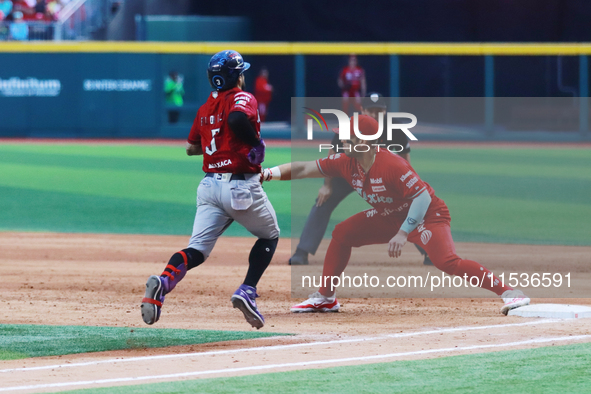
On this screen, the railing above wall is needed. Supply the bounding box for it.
[54,0,109,41]
[2,41,591,54]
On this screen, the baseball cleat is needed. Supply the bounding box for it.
[500,289,530,315]
[288,254,309,265]
[291,292,340,313]
[141,275,165,325]
[231,284,265,329]
[289,249,309,265]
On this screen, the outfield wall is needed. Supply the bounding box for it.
[0,52,212,138]
[1,42,589,139]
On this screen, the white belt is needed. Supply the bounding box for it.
[205,173,249,182]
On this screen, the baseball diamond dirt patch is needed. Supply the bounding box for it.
[0,232,590,393]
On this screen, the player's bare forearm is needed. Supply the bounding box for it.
[262,161,323,182]
[186,143,203,156]
[290,161,324,179]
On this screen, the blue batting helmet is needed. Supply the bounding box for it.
[207,50,250,91]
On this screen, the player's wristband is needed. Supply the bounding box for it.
[262,166,281,181]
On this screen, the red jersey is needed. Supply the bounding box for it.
[316,150,450,223]
[188,87,261,174]
[339,66,365,92]
[254,76,272,104]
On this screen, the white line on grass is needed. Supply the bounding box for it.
[1,334,588,393]
[0,319,559,374]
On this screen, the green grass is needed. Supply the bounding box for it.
[414,148,591,245]
[0,143,589,244]
[0,324,290,360]
[0,143,290,236]
[57,342,591,393]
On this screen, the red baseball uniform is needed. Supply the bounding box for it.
[339,66,365,95]
[254,76,273,123]
[315,150,510,297]
[339,65,364,114]
[317,150,450,224]
[254,76,272,104]
[188,87,261,174]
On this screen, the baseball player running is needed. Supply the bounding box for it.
[141,50,279,329]
[263,115,530,315]
[290,92,432,266]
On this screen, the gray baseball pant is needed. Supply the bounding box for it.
[188,173,280,259]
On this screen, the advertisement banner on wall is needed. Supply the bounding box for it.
[0,77,62,97]
[82,79,152,92]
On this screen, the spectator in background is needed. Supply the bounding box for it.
[33,0,52,21]
[0,0,13,20]
[254,67,273,123]
[164,71,185,124]
[0,11,5,41]
[9,11,28,40]
[33,0,45,14]
[0,10,7,40]
[338,54,366,115]
[12,0,35,20]
[47,0,63,20]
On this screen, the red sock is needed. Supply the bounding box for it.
[450,259,511,296]
[319,239,351,297]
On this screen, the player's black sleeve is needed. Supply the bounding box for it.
[395,131,411,154]
[380,130,410,153]
[228,111,261,146]
[330,133,342,150]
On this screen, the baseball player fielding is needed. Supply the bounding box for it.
[263,114,530,315]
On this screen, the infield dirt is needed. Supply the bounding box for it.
[1,232,590,393]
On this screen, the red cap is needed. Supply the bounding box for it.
[332,114,379,137]
[351,114,379,138]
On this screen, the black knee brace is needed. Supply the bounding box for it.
[244,238,278,288]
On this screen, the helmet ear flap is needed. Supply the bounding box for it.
[212,76,225,89]
[207,50,248,91]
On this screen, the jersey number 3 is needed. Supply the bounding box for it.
[205,128,220,155]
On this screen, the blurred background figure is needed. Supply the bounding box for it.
[47,0,63,20]
[33,0,46,18]
[0,0,12,20]
[164,70,185,124]
[0,1,8,40]
[9,11,28,40]
[338,54,366,115]
[11,0,34,21]
[254,67,273,123]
